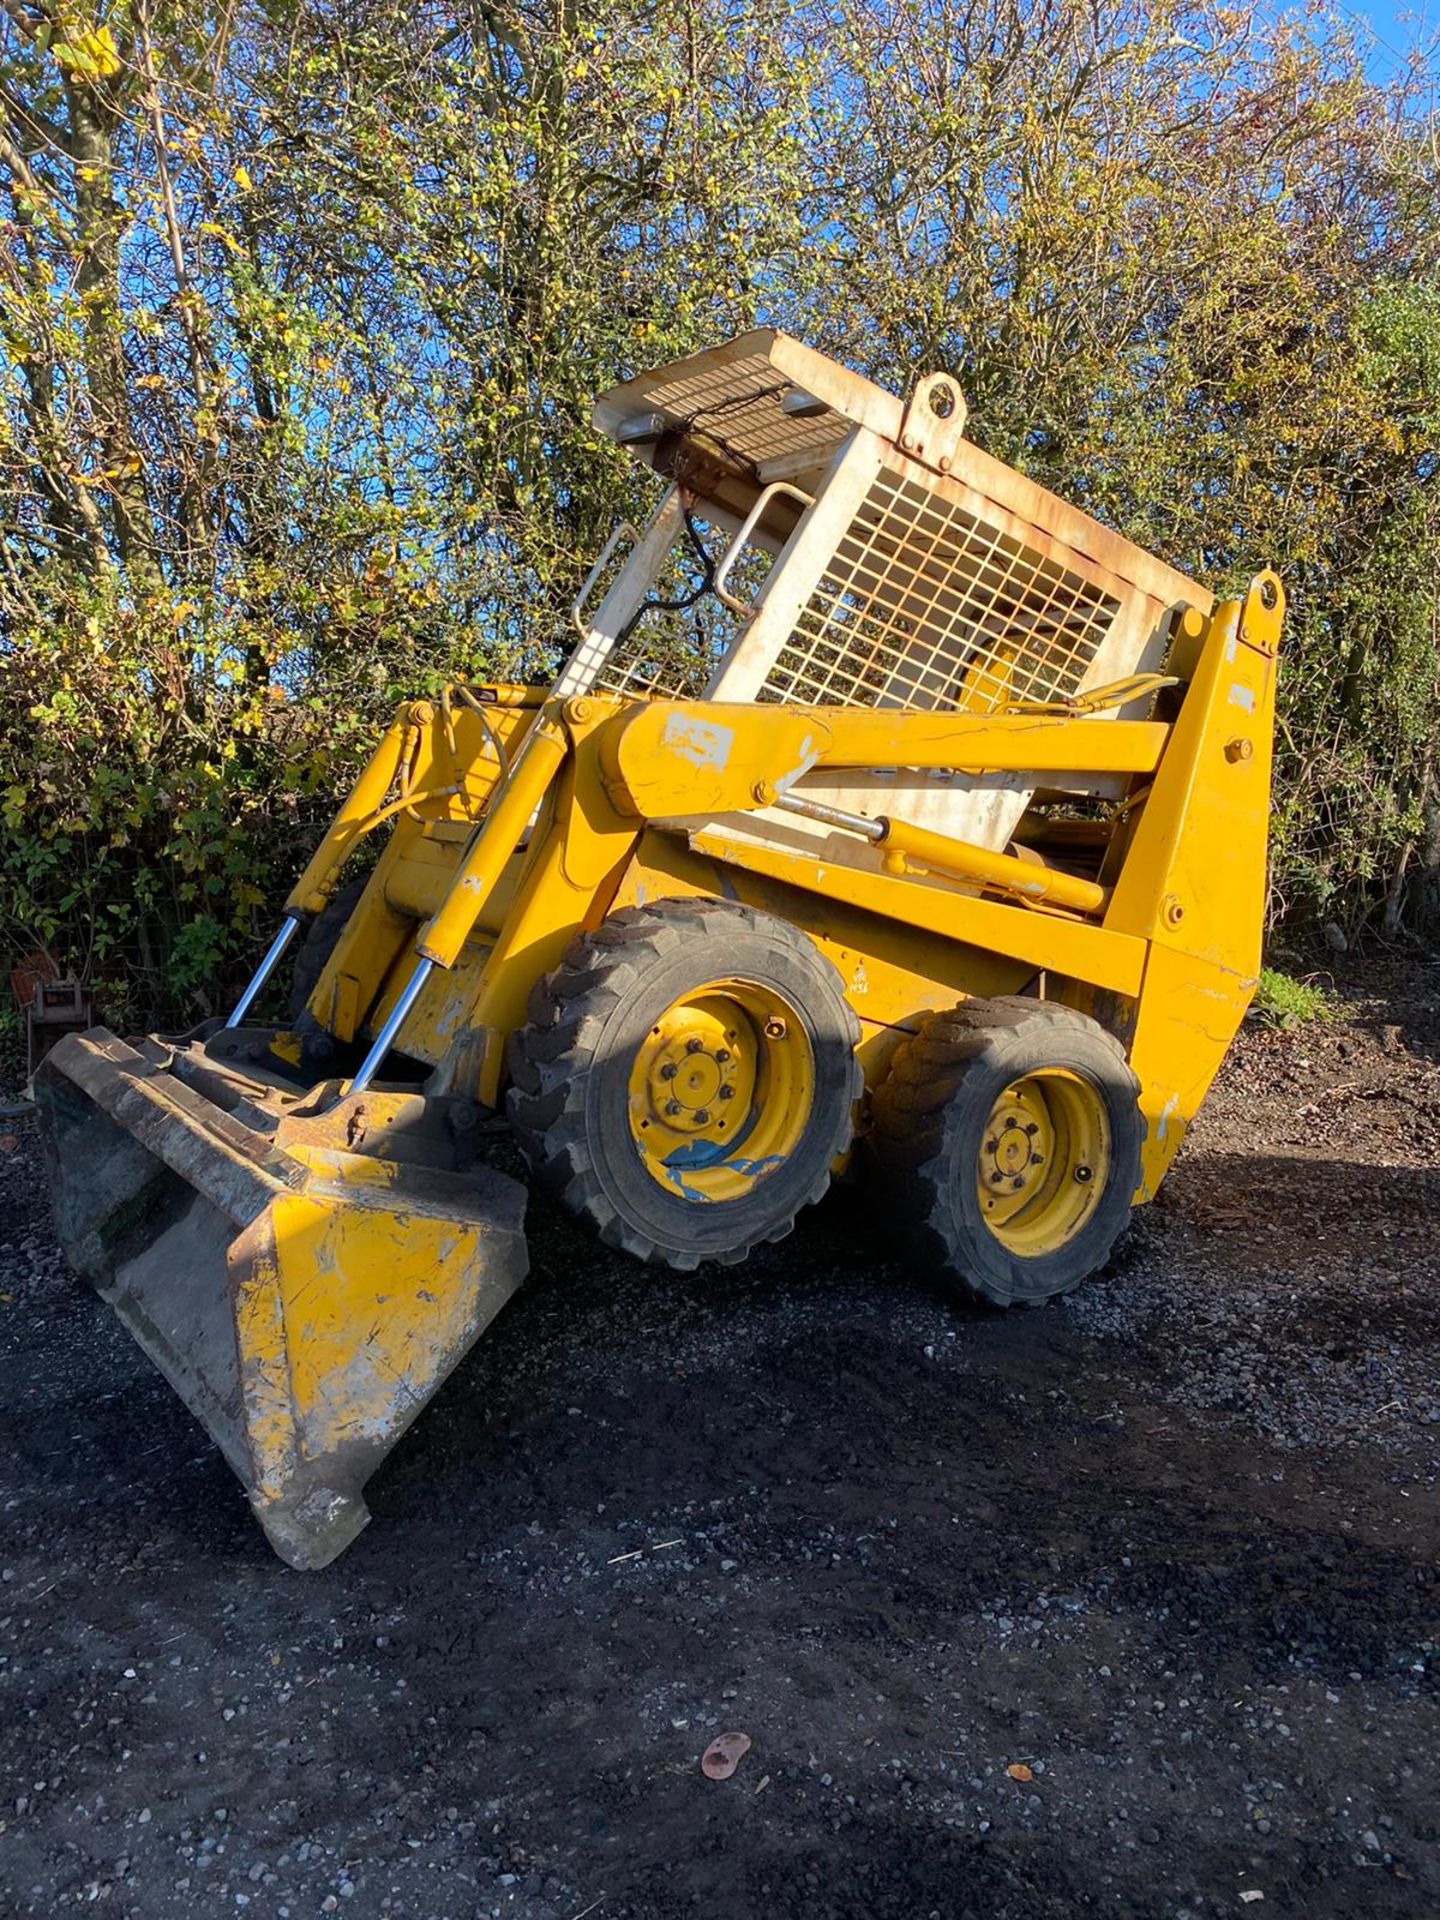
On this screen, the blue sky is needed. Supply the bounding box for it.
[1346,0,1437,73]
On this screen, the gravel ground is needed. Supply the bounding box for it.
[1,958,1437,1919]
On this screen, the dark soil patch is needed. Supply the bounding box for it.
[1,957,1437,1918]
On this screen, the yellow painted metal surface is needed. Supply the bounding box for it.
[286,711,411,918]
[875,813,1109,915]
[45,602,1284,1562]
[230,1139,526,1560]
[250,1155,503,1483]
[608,830,1037,1088]
[604,700,1169,821]
[624,977,816,1202]
[35,1036,528,1568]
[418,707,573,969]
[288,574,1279,1209]
[302,689,545,1042]
[1106,573,1284,1196]
[457,725,644,1105]
[682,823,1146,998]
[286,693,544,920]
[979,1070,1111,1255]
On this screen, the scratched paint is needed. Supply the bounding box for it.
[646,1145,787,1201]
[46,1038,528,1566]
[776,735,819,793]
[660,713,736,772]
[729,1154,786,1179]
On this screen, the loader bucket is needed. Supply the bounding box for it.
[34,1029,528,1568]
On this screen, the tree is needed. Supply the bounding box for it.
[1,0,1436,1023]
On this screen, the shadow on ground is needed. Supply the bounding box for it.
[2,1107,1437,1917]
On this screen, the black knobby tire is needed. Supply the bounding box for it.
[869,995,1143,1307]
[288,877,367,1025]
[506,899,863,1270]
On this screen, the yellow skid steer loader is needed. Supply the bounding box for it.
[36,332,1284,1567]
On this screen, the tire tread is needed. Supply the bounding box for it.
[870,995,1141,1307]
[507,900,861,1271]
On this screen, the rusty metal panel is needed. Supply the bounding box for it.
[591,328,858,479]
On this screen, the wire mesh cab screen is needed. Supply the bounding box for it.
[759,468,1120,714]
[585,332,1208,730]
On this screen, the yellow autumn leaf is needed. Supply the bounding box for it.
[234,164,253,192]
[199,221,242,256]
[85,26,121,73]
[53,25,122,77]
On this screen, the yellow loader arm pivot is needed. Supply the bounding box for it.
[36,331,1284,1566]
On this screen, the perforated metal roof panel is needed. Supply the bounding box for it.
[593,331,1209,618]
[591,330,900,482]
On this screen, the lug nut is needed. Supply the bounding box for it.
[715,1048,731,1063]
[764,1017,787,1040]
[665,1100,682,1117]
[659,1061,678,1080]
[1024,1121,1039,1136]
[694,1109,711,1124]
[686,1037,706,1054]
[718,1085,735,1100]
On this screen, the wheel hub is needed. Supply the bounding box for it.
[977,1069,1110,1255]
[644,1028,741,1133]
[981,1087,1051,1199]
[626,979,815,1202]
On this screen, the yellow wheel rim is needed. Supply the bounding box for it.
[977,1070,1111,1257]
[626,979,815,1203]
